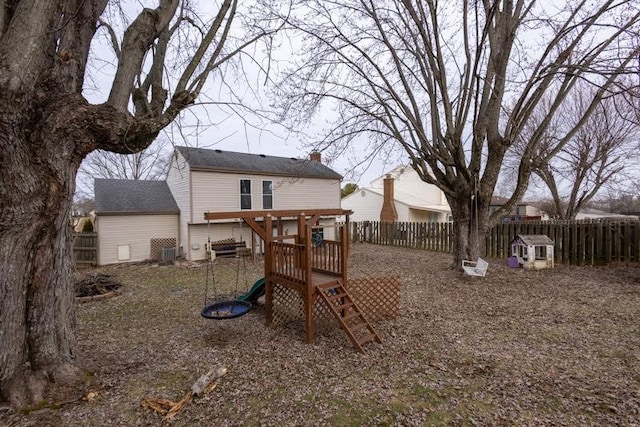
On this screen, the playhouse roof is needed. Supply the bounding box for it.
[512,234,554,246]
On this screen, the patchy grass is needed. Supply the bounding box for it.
[2,244,640,426]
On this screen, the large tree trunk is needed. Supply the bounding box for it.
[0,102,87,407]
[448,192,491,268]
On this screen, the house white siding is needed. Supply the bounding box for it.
[166,151,192,256]
[191,172,341,223]
[341,189,384,222]
[345,166,451,222]
[96,214,178,265]
[370,166,443,205]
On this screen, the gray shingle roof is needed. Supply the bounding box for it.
[95,179,179,214]
[176,146,342,179]
[513,234,555,246]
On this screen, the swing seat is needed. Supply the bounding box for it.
[201,300,252,320]
[462,257,488,277]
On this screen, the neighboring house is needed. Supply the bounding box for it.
[575,208,639,220]
[490,196,546,221]
[341,165,451,222]
[94,147,343,265]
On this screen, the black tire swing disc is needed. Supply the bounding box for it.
[201,300,252,320]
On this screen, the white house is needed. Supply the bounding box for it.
[94,147,343,265]
[575,208,639,220]
[341,165,451,222]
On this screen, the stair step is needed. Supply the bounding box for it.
[316,280,381,352]
[357,333,377,346]
[327,292,347,302]
[342,312,361,323]
[349,321,369,332]
[335,302,353,311]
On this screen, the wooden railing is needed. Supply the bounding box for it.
[312,240,342,275]
[270,238,345,284]
[270,241,307,283]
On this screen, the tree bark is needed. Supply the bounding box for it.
[0,107,85,407]
[0,0,261,408]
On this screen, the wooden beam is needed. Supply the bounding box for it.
[305,214,321,226]
[243,217,266,241]
[204,209,351,221]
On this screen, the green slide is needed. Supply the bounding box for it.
[237,277,266,302]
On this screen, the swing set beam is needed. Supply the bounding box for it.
[204,209,352,241]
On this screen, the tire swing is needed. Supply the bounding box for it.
[201,219,252,320]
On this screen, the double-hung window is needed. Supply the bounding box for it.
[240,179,252,210]
[262,180,273,209]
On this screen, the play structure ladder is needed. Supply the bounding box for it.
[317,280,382,352]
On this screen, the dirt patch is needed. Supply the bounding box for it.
[3,244,640,426]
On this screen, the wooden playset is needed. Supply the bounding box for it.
[203,209,400,351]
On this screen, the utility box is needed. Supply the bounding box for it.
[161,247,177,262]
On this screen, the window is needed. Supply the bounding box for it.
[262,180,273,209]
[240,179,251,210]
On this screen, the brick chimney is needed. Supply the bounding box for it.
[380,174,398,222]
[310,151,321,163]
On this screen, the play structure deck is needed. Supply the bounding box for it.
[204,209,384,351]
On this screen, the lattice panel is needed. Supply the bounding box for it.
[271,284,303,327]
[271,284,338,335]
[150,238,177,260]
[346,277,401,322]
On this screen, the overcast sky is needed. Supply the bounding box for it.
[78,0,394,196]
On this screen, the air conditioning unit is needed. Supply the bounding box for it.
[161,247,177,262]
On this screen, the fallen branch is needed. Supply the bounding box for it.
[141,366,228,421]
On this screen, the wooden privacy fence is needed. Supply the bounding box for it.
[487,220,640,266]
[73,232,97,266]
[350,221,453,253]
[349,220,640,266]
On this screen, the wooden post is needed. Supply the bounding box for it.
[304,223,314,343]
[340,225,348,283]
[264,215,273,326]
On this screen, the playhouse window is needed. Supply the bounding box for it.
[240,179,251,210]
[518,245,527,260]
[535,245,547,260]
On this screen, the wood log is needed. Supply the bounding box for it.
[191,366,228,397]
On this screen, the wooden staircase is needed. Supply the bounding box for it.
[316,280,382,352]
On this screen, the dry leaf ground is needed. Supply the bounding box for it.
[2,243,639,426]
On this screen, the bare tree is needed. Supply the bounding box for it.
[76,138,171,198]
[0,0,277,407]
[270,0,640,265]
[506,86,639,219]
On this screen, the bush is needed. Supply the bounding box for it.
[81,219,94,233]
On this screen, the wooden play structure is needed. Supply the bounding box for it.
[511,234,555,270]
[204,209,398,351]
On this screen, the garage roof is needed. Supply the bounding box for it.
[95,179,179,214]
